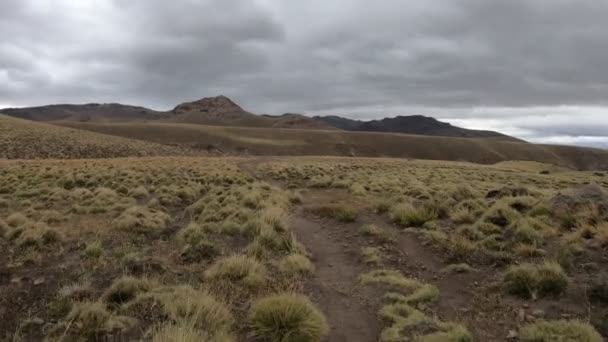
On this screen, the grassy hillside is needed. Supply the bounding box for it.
[56,121,608,170]
[0,115,198,159]
[314,115,519,141]
[0,103,167,122]
[1,156,606,340]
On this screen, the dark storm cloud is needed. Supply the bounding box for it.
[1,0,607,147]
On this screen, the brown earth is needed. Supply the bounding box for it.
[57,120,608,170]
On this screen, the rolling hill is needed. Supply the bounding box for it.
[55,120,608,170]
[1,96,514,137]
[0,96,335,130]
[0,103,167,122]
[166,95,336,130]
[314,115,519,141]
[0,115,198,159]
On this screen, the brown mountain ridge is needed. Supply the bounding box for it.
[0,95,513,139]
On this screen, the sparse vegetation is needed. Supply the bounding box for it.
[249,293,329,342]
[204,254,267,288]
[2,154,608,340]
[278,253,315,276]
[503,261,569,299]
[390,202,437,227]
[519,320,603,342]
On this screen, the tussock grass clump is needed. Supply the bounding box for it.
[178,223,219,262]
[307,204,357,223]
[59,280,94,301]
[103,276,154,304]
[361,247,383,265]
[129,186,149,199]
[482,203,520,227]
[519,320,603,342]
[134,285,234,334]
[359,223,390,241]
[115,205,171,234]
[249,293,329,342]
[61,301,136,338]
[440,263,476,274]
[151,321,235,342]
[205,255,267,287]
[503,261,569,299]
[390,202,437,227]
[360,269,470,342]
[512,218,545,245]
[13,221,63,248]
[278,254,315,276]
[85,240,103,258]
[6,212,28,227]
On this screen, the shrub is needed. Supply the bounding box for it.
[519,320,602,342]
[59,280,94,301]
[135,285,233,334]
[151,321,235,342]
[390,203,437,227]
[361,247,382,265]
[205,255,267,288]
[129,186,149,199]
[447,236,477,261]
[85,240,103,258]
[103,276,153,304]
[63,301,135,338]
[115,206,170,234]
[249,293,329,342]
[359,223,390,241]
[503,261,568,299]
[6,212,28,227]
[307,204,357,223]
[482,204,520,227]
[14,222,63,248]
[278,254,315,276]
[512,218,544,245]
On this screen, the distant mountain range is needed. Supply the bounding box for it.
[0,95,516,141]
[313,115,519,141]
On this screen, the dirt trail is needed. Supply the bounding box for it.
[238,158,381,342]
[290,213,381,342]
[237,158,510,341]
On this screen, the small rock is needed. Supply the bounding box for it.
[10,277,21,284]
[507,330,518,339]
[561,313,571,319]
[31,317,44,325]
[526,314,536,322]
[532,309,545,318]
[518,308,526,322]
[523,303,530,308]
[34,277,45,286]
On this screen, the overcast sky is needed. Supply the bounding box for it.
[1,0,607,148]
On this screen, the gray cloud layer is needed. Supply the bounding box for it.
[1,0,607,148]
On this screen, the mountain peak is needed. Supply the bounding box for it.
[172,95,243,115]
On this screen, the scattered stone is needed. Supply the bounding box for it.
[518,308,526,322]
[34,277,45,286]
[10,277,21,284]
[532,309,545,318]
[507,330,518,339]
[30,317,44,325]
[523,303,530,308]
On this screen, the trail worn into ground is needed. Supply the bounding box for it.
[238,158,381,341]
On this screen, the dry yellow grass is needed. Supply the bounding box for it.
[0,115,199,158]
